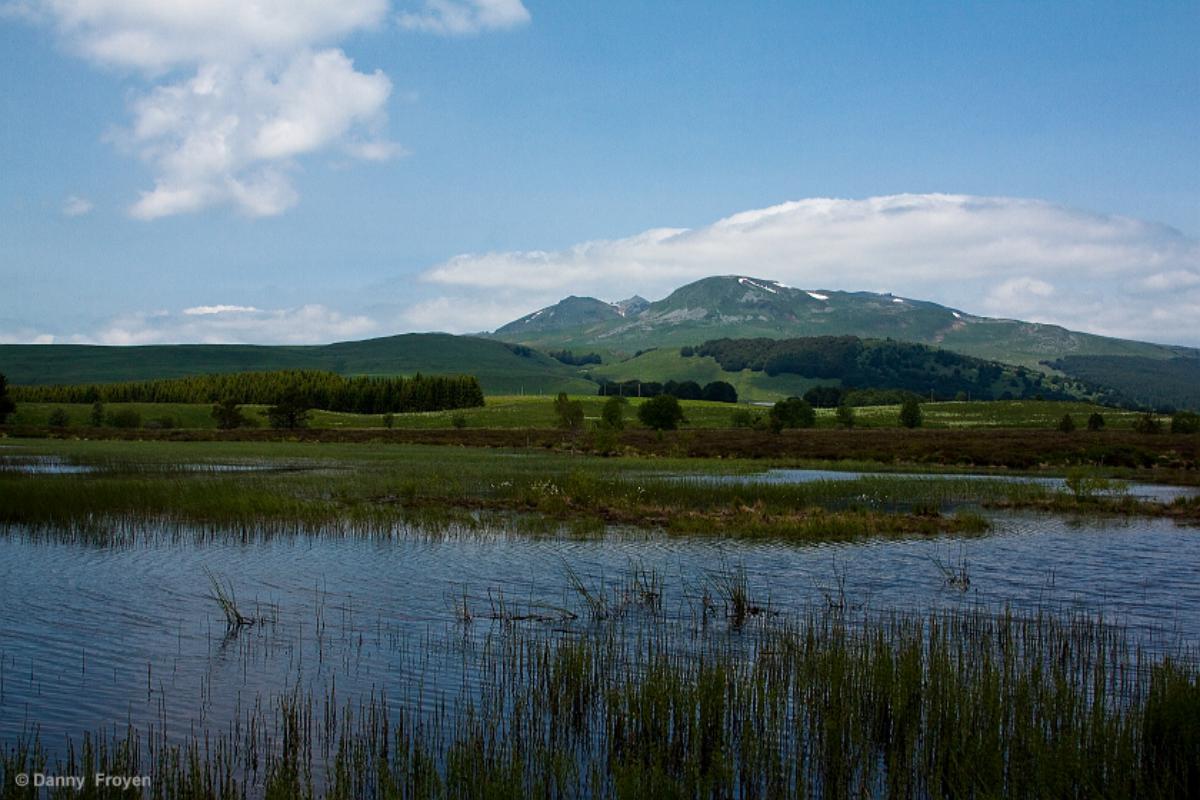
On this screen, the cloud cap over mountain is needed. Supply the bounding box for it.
[417,194,1200,345]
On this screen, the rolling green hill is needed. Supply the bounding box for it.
[492,275,1194,369]
[0,334,595,396]
[588,349,826,402]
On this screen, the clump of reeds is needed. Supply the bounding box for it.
[204,568,258,629]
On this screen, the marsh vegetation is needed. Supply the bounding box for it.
[0,438,1197,797]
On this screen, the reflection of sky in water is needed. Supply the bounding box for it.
[1,509,1197,754]
[675,468,1200,503]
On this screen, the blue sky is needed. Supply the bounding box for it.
[1,1,1197,345]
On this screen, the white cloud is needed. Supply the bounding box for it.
[25,1,404,218]
[80,304,378,344]
[415,194,1200,345]
[182,304,261,315]
[0,329,56,344]
[121,49,393,219]
[1139,270,1200,291]
[43,0,390,71]
[62,194,93,216]
[398,0,530,35]
[398,294,532,333]
[982,277,1056,316]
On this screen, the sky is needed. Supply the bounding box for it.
[1,0,1198,346]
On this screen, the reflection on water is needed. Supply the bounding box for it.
[0,456,96,474]
[680,467,1200,503]
[1,510,1198,752]
[0,456,317,475]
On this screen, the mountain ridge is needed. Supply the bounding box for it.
[489,275,1197,367]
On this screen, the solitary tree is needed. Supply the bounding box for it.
[267,391,311,429]
[899,398,923,429]
[47,409,70,428]
[1087,412,1105,431]
[0,373,14,424]
[553,392,584,430]
[1058,414,1076,433]
[836,402,856,429]
[638,394,685,431]
[769,397,816,432]
[90,401,105,427]
[600,395,627,430]
[212,398,247,430]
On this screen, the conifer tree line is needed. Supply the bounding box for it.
[12,370,485,414]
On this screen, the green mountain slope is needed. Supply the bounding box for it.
[1048,355,1200,411]
[491,275,1194,369]
[587,349,826,403]
[0,334,595,396]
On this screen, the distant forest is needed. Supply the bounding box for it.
[1048,356,1200,411]
[693,336,1091,402]
[13,370,485,414]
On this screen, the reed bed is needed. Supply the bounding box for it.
[2,604,1196,799]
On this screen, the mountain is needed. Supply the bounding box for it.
[491,275,1195,369]
[0,333,595,396]
[495,295,647,338]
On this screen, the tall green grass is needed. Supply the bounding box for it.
[2,606,1196,798]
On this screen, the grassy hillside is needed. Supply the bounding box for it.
[587,348,827,402]
[0,334,596,396]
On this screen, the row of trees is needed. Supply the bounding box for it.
[742,396,923,432]
[12,370,485,414]
[548,350,602,366]
[596,379,738,403]
[554,393,687,433]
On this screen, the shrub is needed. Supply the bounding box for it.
[212,398,247,430]
[90,401,105,427]
[600,395,627,431]
[1134,413,1163,435]
[553,393,584,430]
[451,413,468,429]
[1058,414,1076,433]
[1087,412,1105,431]
[836,403,856,429]
[730,409,756,428]
[382,413,395,429]
[770,397,815,431]
[899,398,923,429]
[637,395,685,431]
[106,409,141,429]
[1171,411,1200,434]
[144,415,177,430]
[47,408,70,427]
